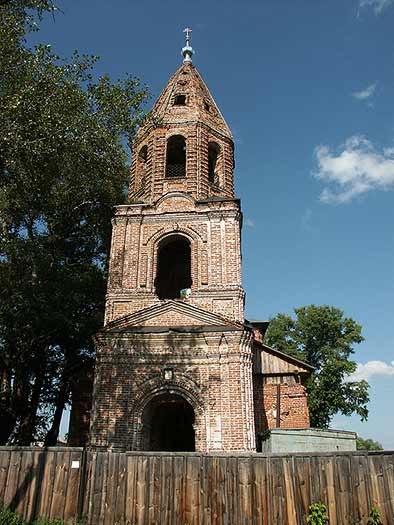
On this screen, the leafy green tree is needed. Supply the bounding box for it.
[356,436,383,451]
[265,305,369,428]
[0,0,150,444]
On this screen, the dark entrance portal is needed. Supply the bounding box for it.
[143,393,195,451]
[155,236,192,299]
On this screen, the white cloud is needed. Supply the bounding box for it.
[245,217,254,227]
[348,360,394,381]
[313,135,394,203]
[352,82,377,101]
[359,0,394,14]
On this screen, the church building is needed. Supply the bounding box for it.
[87,30,313,452]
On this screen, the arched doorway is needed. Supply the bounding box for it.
[155,235,192,299]
[142,393,195,451]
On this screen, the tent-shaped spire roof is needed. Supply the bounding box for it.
[148,63,232,138]
[138,30,232,140]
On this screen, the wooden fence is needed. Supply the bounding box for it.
[0,447,393,524]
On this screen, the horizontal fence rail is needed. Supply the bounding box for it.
[0,447,393,524]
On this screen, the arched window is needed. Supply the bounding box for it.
[155,235,192,299]
[138,145,148,162]
[137,145,148,186]
[208,142,220,184]
[166,135,186,178]
[174,94,186,106]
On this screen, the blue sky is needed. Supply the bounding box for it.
[30,0,394,448]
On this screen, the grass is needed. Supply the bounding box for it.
[0,509,85,525]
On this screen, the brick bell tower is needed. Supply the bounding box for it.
[90,29,256,452]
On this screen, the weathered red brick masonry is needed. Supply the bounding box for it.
[71,35,313,452]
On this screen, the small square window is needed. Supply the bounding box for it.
[164,369,173,381]
[174,94,186,106]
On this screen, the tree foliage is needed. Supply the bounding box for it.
[265,305,369,428]
[0,0,150,444]
[356,436,383,451]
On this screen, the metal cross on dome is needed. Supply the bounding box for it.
[182,27,194,63]
[183,27,192,46]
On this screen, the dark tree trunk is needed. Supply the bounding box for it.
[16,369,44,446]
[0,363,14,444]
[44,348,74,446]
[44,375,70,446]
[0,412,16,445]
[11,365,30,442]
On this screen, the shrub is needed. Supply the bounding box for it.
[31,518,85,525]
[32,520,63,525]
[0,508,25,525]
[306,502,329,525]
[367,507,383,525]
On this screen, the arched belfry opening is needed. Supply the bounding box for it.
[137,144,148,186]
[142,393,195,451]
[208,141,220,184]
[139,144,148,162]
[166,135,186,178]
[155,235,192,299]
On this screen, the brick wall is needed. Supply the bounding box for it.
[253,376,310,433]
[90,329,256,452]
[105,198,244,324]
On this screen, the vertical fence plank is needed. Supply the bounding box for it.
[136,454,149,525]
[3,448,23,509]
[184,454,200,525]
[37,449,55,519]
[115,451,127,525]
[103,451,117,525]
[335,454,353,525]
[252,455,269,525]
[110,452,121,525]
[15,448,34,518]
[210,456,218,525]
[63,449,83,522]
[125,454,138,524]
[82,450,93,522]
[0,449,11,506]
[50,450,69,520]
[382,454,394,524]
[201,454,212,525]
[292,455,308,524]
[147,454,161,525]
[90,451,106,525]
[160,455,174,525]
[369,454,390,523]
[173,454,185,524]
[310,455,323,510]
[0,448,11,505]
[226,456,239,525]
[319,456,337,525]
[350,453,369,524]
[270,456,288,525]
[238,456,253,524]
[216,456,228,525]
[283,456,297,525]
